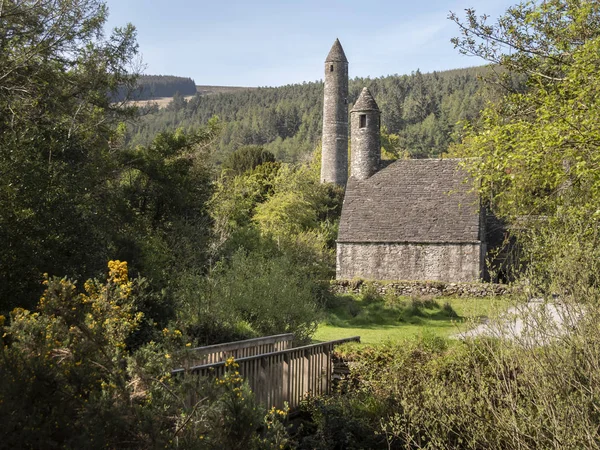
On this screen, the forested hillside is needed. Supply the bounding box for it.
[116,74,197,101]
[127,67,517,162]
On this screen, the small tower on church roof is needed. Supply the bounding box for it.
[350,87,381,180]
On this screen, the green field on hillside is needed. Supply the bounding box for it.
[314,294,509,345]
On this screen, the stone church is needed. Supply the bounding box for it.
[321,39,490,283]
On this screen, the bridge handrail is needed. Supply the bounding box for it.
[172,336,360,375]
[179,333,295,366]
[186,333,294,355]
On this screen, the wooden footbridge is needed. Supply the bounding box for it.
[172,334,360,409]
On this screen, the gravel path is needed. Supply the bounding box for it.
[456,299,583,345]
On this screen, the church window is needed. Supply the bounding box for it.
[359,114,367,128]
[330,64,334,72]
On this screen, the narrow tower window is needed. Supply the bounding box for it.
[330,64,334,72]
[359,114,367,128]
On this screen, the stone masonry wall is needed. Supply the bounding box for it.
[331,279,510,298]
[337,242,482,282]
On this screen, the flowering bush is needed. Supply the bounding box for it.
[0,261,165,447]
[0,261,290,449]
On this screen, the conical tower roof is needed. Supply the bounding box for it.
[351,87,380,112]
[325,38,348,63]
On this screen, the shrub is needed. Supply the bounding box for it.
[0,261,290,449]
[222,146,276,176]
[178,249,322,345]
[0,261,164,448]
[195,357,290,449]
[300,310,600,450]
[360,282,382,304]
[295,395,385,450]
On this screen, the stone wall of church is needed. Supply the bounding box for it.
[336,242,483,282]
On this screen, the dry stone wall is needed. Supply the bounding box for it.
[331,279,510,298]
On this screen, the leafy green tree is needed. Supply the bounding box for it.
[209,161,280,250]
[0,0,139,311]
[451,0,600,290]
[221,145,276,176]
[253,158,343,247]
[114,123,220,327]
[450,0,600,85]
[380,127,405,160]
[253,191,317,238]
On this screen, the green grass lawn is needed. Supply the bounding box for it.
[313,293,509,345]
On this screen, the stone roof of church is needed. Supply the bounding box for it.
[337,159,481,243]
[325,39,348,63]
[351,87,380,112]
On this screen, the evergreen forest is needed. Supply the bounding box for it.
[115,74,198,101]
[127,66,521,163]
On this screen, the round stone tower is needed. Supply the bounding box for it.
[321,39,348,186]
[350,87,381,180]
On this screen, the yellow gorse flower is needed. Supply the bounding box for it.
[108,260,129,285]
[107,260,132,297]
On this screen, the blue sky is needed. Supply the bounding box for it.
[104,0,517,87]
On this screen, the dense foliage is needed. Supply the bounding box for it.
[175,148,342,345]
[222,146,276,176]
[6,0,600,448]
[114,124,219,292]
[0,0,138,311]
[297,314,600,450]
[0,262,290,449]
[451,0,600,290]
[0,0,222,319]
[127,67,508,162]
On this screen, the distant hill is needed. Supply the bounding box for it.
[122,82,255,109]
[115,75,199,101]
[126,66,521,162]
